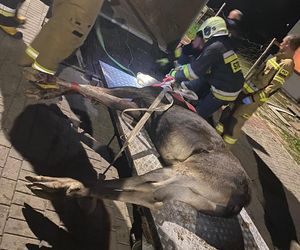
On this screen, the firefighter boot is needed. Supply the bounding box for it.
[22,67,67,99]
[22,66,56,83]
[0,25,23,39]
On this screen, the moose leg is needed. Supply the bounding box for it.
[26,168,180,210]
[79,86,140,112]
[26,167,240,215]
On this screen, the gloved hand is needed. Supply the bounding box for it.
[156,58,170,66]
[242,96,253,105]
[168,68,177,78]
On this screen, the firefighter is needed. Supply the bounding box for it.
[169,16,245,119]
[0,0,26,39]
[216,34,300,146]
[226,9,243,39]
[19,0,104,86]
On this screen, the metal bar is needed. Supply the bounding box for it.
[245,38,277,80]
[215,3,226,16]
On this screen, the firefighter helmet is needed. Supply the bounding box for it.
[198,16,228,40]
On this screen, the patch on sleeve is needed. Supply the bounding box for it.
[278,68,289,77]
[223,50,241,73]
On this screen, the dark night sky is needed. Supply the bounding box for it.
[207,0,300,45]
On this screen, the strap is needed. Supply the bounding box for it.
[103,88,173,175]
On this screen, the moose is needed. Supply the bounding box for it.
[27,83,251,217]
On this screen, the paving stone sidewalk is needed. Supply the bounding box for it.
[244,115,300,201]
[0,2,133,248]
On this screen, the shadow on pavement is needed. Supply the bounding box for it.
[9,104,111,250]
[254,152,299,250]
[232,133,300,250]
[246,135,270,156]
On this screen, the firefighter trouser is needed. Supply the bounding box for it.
[0,0,24,36]
[185,78,234,120]
[216,101,259,145]
[19,0,104,75]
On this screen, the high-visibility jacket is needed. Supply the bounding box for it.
[243,53,294,105]
[173,36,244,102]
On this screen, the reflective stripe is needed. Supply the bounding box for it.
[0,25,18,35]
[242,114,251,119]
[223,135,237,144]
[0,4,16,16]
[37,83,60,90]
[182,64,198,81]
[32,61,55,75]
[215,123,224,134]
[258,92,268,102]
[274,75,285,84]
[187,64,198,79]
[243,83,254,93]
[211,86,241,101]
[224,53,238,64]
[223,50,235,58]
[25,46,39,60]
[268,58,280,70]
[0,9,15,17]
[212,92,238,101]
[174,47,182,58]
[259,92,266,99]
[243,82,258,94]
[259,98,268,103]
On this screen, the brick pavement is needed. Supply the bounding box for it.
[231,114,300,248]
[0,3,133,249]
[244,115,300,202]
[2,0,300,248]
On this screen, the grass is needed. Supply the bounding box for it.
[280,129,300,164]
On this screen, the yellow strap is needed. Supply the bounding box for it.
[32,61,55,75]
[223,135,237,145]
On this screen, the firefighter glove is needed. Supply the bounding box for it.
[169,68,177,78]
[156,58,170,66]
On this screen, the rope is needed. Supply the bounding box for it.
[102,88,173,175]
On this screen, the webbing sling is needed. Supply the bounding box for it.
[102,87,173,175]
